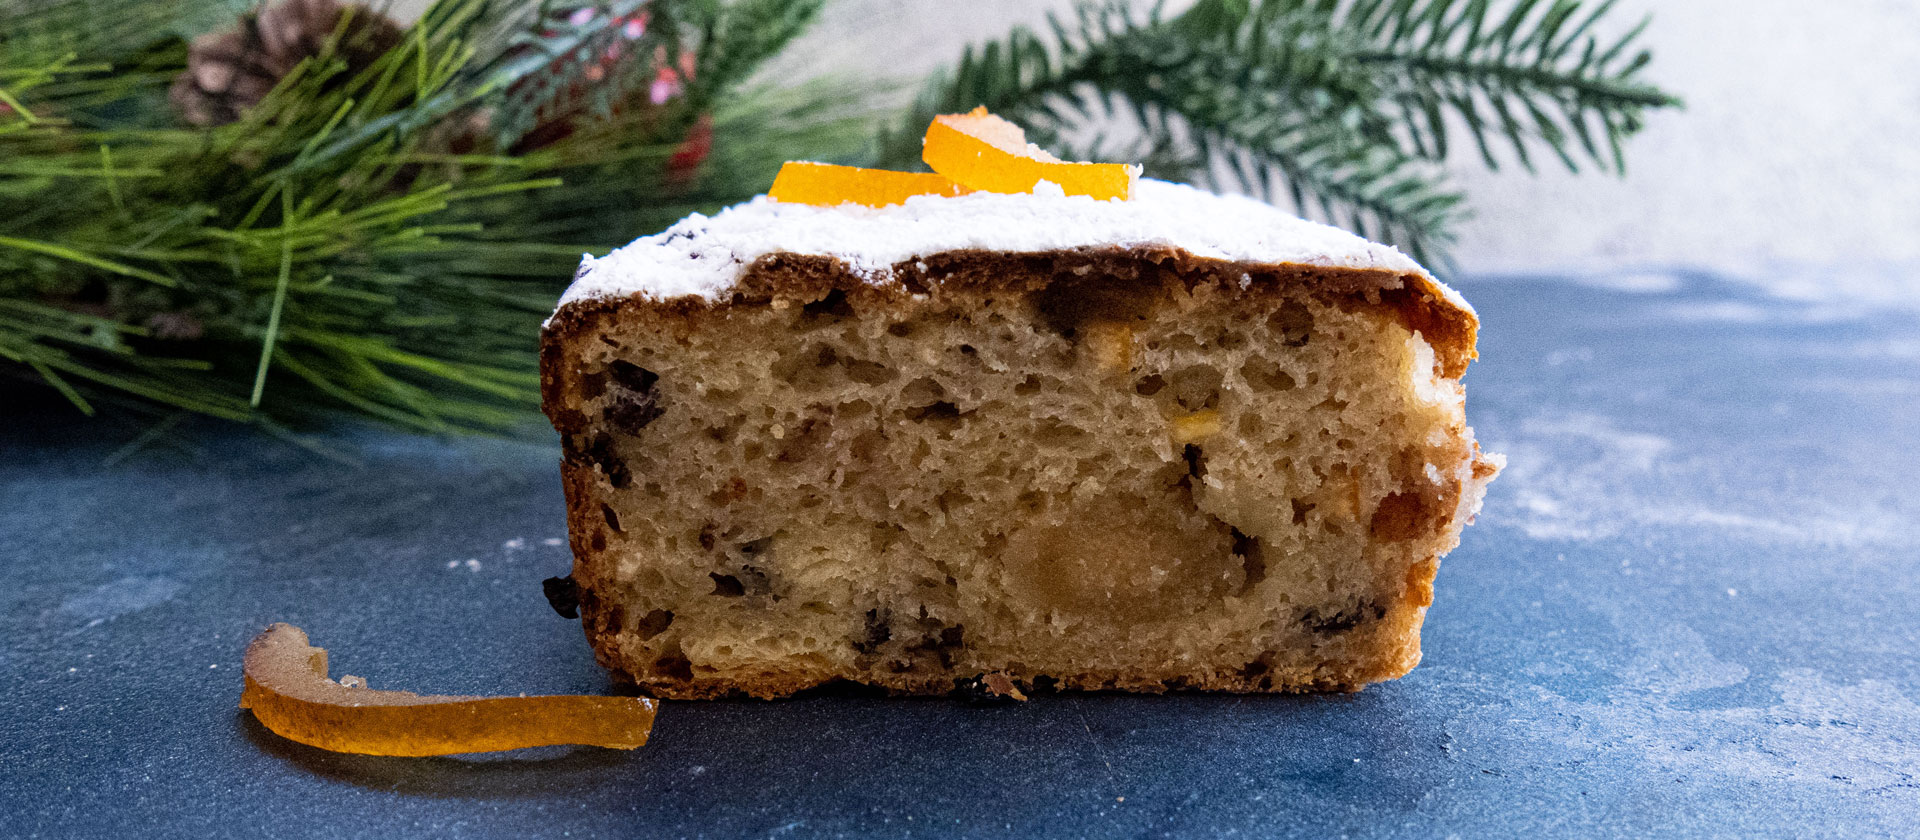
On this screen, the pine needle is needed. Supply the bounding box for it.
[251,198,296,408]
[0,235,178,286]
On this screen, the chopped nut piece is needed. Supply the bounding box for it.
[981,671,1028,701]
[239,623,656,756]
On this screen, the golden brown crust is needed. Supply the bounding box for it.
[581,604,1430,699]
[544,245,1483,700]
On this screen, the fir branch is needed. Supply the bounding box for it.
[684,0,826,102]
[884,0,1679,263]
[483,0,664,149]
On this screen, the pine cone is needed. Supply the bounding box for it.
[170,0,403,127]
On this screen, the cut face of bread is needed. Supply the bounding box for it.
[542,181,1500,698]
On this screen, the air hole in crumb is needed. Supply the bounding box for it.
[1370,491,1434,541]
[905,401,963,423]
[1302,599,1386,635]
[1166,366,1224,411]
[1242,358,1297,392]
[936,487,972,514]
[635,609,674,639]
[1184,444,1205,479]
[1032,269,1163,336]
[1269,301,1314,346]
[710,573,745,597]
[1134,375,1166,396]
[601,504,623,533]
[958,344,977,356]
[589,531,606,552]
[1014,375,1042,395]
[1033,420,1087,446]
[801,289,854,319]
[887,322,913,337]
[608,360,655,392]
[733,564,774,597]
[901,376,946,404]
[654,652,694,681]
[854,609,891,653]
[843,358,895,385]
[1231,528,1266,594]
[1291,498,1316,525]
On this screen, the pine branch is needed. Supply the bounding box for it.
[0,0,853,434]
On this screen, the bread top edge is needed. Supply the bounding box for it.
[541,245,1480,405]
[553,179,1470,316]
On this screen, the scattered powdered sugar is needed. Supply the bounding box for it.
[1490,411,1898,546]
[59,576,183,627]
[555,179,1451,315]
[1424,595,1920,803]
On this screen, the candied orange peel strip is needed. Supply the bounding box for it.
[768,161,971,208]
[922,107,1139,200]
[239,623,656,756]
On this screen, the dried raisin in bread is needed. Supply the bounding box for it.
[541,180,1501,699]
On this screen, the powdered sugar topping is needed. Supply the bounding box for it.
[557,179,1456,312]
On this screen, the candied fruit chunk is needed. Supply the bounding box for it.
[238,623,656,756]
[769,161,971,207]
[1002,497,1234,621]
[922,107,1138,200]
[1081,323,1135,373]
[1169,409,1222,444]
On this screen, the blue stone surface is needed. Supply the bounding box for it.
[4,273,1917,838]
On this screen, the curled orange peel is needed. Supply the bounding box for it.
[769,161,971,208]
[922,107,1138,200]
[239,623,657,756]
